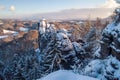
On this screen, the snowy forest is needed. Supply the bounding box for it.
[1,1,120,80]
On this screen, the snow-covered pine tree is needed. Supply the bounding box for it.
[84,6,120,80]
[83,27,99,58]
[103,57,120,80]
[40,27,94,76]
[100,7,120,80]
[100,7,120,60]
[3,49,42,80]
[83,56,120,80]
[40,30,78,75]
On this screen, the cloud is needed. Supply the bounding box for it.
[100,0,119,8]
[9,5,15,11]
[0,5,5,10]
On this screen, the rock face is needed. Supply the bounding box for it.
[38,18,47,35]
[100,8,120,60]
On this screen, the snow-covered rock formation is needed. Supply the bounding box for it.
[38,19,56,52]
[38,18,47,35]
[40,30,77,74]
[37,19,88,76]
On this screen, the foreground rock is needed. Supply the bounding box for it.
[38,70,99,80]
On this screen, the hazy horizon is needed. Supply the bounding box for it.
[0,0,119,19]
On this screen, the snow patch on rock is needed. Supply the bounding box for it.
[0,35,8,39]
[3,29,18,34]
[19,27,29,32]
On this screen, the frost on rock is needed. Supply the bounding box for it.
[38,70,99,80]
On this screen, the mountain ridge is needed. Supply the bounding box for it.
[20,8,114,20]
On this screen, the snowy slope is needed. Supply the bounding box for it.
[3,29,18,34]
[19,27,29,32]
[0,35,8,39]
[38,70,99,80]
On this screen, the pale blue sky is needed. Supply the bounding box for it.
[0,0,107,18]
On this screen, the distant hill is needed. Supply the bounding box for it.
[21,8,114,20]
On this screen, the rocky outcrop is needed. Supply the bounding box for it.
[37,19,88,75]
